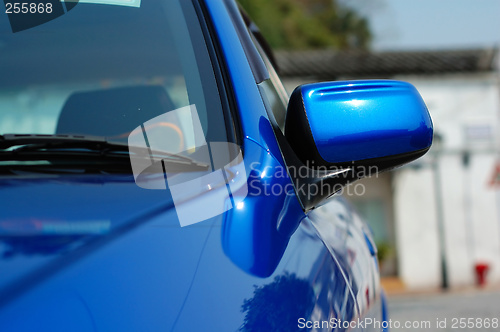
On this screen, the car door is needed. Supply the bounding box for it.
[236,3,387,329]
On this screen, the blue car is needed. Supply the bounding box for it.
[0,0,432,331]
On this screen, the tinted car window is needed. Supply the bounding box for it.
[0,0,227,150]
[253,37,288,133]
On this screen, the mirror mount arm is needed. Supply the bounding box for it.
[278,133,429,212]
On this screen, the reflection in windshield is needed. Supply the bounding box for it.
[0,0,227,146]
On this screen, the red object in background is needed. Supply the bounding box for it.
[474,263,490,286]
[488,161,500,188]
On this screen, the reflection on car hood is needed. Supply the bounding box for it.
[0,173,176,298]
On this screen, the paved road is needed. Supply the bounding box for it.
[386,289,500,331]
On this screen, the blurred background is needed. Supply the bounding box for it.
[239,0,500,303]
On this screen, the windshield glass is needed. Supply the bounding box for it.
[0,0,227,153]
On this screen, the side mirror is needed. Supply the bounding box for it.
[285,80,433,210]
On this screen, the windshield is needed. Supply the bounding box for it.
[0,0,227,155]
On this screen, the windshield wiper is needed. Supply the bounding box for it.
[0,134,209,172]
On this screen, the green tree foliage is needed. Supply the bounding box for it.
[238,0,372,50]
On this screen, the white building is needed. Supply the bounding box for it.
[277,48,500,290]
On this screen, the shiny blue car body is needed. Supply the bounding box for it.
[0,0,388,331]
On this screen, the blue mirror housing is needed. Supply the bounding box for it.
[284,80,433,210]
